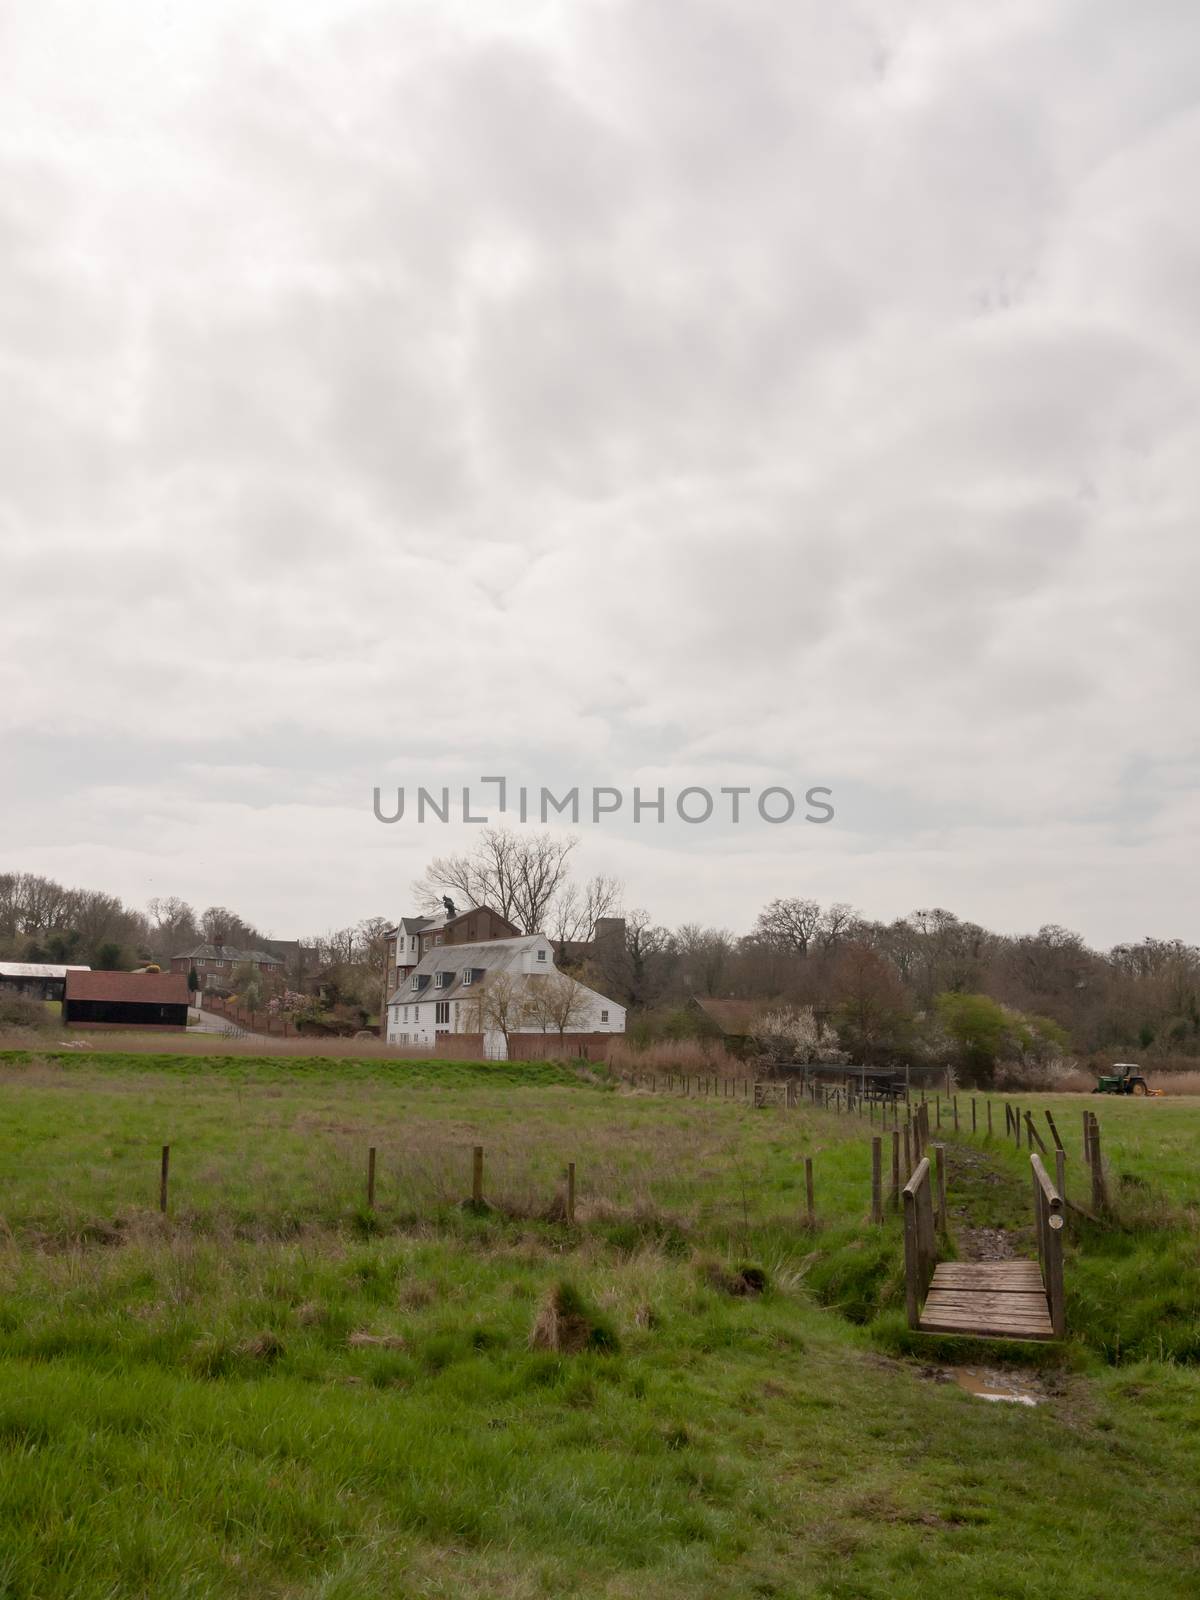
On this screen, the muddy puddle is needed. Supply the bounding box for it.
[949,1366,1042,1406]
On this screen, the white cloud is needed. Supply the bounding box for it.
[2,0,1199,946]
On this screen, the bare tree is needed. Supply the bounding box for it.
[462,972,534,1056]
[753,897,823,955]
[147,896,199,961]
[550,873,623,948]
[523,970,594,1043]
[414,827,580,934]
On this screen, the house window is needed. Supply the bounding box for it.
[435,934,443,945]
[435,971,450,989]
[601,1010,609,1023]
[410,936,417,950]
[435,1001,449,1024]
[403,1006,409,1022]
[536,949,547,962]
[462,969,473,985]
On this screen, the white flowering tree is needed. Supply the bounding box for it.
[748,1005,847,1066]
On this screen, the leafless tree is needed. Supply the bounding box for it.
[753,897,823,955]
[462,971,533,1055]
[523,970,594,1042]
[550,873,623,947]
[414,826,581,934]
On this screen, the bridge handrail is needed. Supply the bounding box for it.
[901,1157,937,1328]
[1030,1153,1066,1337]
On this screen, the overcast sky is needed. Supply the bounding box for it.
[3,0,1198,948]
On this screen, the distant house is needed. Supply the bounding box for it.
[385,932,625,1058]
[64,970,190,1030]
[169,944,283,995]
[383,906,520,997]
[0,962,90,1003]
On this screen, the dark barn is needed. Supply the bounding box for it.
[63,970,190,1030]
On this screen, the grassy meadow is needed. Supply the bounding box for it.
[0,1050,1198,1598]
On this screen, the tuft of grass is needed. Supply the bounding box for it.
[529,1280,620,1354]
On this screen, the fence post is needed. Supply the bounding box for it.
[1024,1110,1048,1154]
[1045,1109,1064,1152]
[472,1145,484,1207]
[566,1161,576,1225]
[1055,1145,1066,1206]
[367,1146,376,1209]
[933,1142,947,1231]
[1082,1109,1092,1166]
[871,1136,883,1225]
[1088,1115,1107,1213]
[159,1144,170,1214]
[891,1128,901,1209]
[903,1119,912,1179]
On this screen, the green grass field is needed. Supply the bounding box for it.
[0,1052,1198,1598]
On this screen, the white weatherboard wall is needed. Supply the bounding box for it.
[385,933,625,1057]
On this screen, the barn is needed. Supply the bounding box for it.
[0,962,90,1002]
[63,970,190,1030]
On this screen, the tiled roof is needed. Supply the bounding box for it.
[387,935,547,1006]
[66,970,190,1005]
[172,943,282,965]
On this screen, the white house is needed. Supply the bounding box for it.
[385,932,625,1057]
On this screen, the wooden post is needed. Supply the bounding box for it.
[933,1143,947,1231]
[871,1136,883,1225]
[804,1156,815,1227]
[935,1094,941,1128]
[1045,1109,1064,1152]
[1024,1110,1048,1155]
[902,1182,921,1328]
[566,1161,576,1225]
[1088,1116,1107,1213]
[367,1146,376,1209]
[971,1097,977,1134]
[159,1144,170,1214]
[1055,1146,1066,1206]
[472,1145,484,1207]
[1082,1109,1092,1166]
[903,1120,912,1179]
[891,1128,901,1209]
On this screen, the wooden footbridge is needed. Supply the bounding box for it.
[903,1149,1066,1341]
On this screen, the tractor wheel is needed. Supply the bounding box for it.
[1132,1081,1149,1096]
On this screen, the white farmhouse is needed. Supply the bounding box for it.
[385,932,625,1058]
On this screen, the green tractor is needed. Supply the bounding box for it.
[1093,1062,1154,1096]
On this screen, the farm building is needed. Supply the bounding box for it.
[63,970,190,1030]
[0,961,90,1002]
[385,933,625,1059]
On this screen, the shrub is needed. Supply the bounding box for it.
[0,996,49,1029]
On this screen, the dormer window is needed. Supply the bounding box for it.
[462,968,473,985]
[410,975,419,989]
[435,971,450,989]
